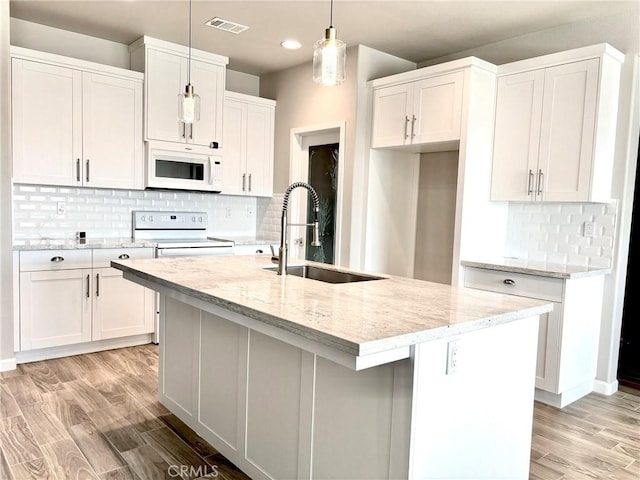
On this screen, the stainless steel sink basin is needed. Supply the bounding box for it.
[262,265,385,284]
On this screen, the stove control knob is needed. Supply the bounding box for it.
[140,215,145,222]
[198,216,203,222]
[192,216,196,222]
[149,216,154,222]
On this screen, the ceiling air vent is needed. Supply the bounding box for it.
[205,17,250,34]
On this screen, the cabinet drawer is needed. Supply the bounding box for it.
[19,249,92,271]
[464,266,563,303]
[92,248,155,268]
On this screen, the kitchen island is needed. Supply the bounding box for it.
[112,255,553,480]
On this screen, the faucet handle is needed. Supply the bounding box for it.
[270,245,279,264]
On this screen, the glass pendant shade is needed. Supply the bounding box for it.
[178,84,200,124]
[313,27,346,86]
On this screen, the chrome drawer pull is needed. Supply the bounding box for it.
[50,256,65,262]
[503,279,516,286]
[118,254,130,260]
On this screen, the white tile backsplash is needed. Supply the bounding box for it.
[505,201,617,268]
[13,184,279,244]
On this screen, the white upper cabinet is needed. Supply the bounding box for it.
[221,91,275,197]
[371,70,464,149]
[490,44,623,202]
[11,48,144,189]
[129,36,228,150]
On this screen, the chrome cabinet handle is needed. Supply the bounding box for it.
[50,256,64,262]
[181,122,186,139]
[537,169,544,195]
[527,169,534,195]
[76,159,81,182]
[96,273,100,297]
[242,173,246,192]
[503,279,516,286]
[189,123,193,140]
[411,115,417,139]
[248,173,252,192]
[118,253,130,260]
[86,274,90,298]
[86,159,90,182]
[404,116,410,139]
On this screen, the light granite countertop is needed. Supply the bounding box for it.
[112,255,553,357]
[461,258,611,279]
[13,237,156,251]
[212,235,277,246]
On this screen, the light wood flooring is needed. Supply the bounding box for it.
[1,344,639,480]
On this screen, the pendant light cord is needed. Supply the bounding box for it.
[329,0,334,28]
[187,0,192,85]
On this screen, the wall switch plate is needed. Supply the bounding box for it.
[446,339,461,375]
[225,207,232,218]
[56,202,66,215]
[246,206,255,219]
[583,221,595,237]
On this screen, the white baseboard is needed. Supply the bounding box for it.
[15,334,153,364]
[593,378,619,396]
[0,357,17,373]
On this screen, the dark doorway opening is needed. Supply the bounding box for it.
[618,136,640,390]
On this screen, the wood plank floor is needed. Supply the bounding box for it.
[1,344,639,479]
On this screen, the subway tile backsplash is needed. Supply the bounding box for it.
[13,184,280,244]
[505,201,617,268]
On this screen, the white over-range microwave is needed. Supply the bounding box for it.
[146,145,223,193]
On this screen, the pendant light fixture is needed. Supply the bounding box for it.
[312,0,346,86]
[178,0,200,123]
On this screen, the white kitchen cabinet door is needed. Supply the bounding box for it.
[412,71,464,145]
[244,102,274,196]
[537,59,599,202]
[12,58,82,186]
[82,72,144,189]
[371,83,413,148]
[146,48,186,143]
[188,58,225,148]
[91,267,155,340]
[221,92,275,197]
[221,97,246,195]
[20,269,92,350]
[145,49,224,148]
[490,70,545,202]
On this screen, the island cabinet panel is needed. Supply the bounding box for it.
[245,331,305,479]
[198,311,248,454]
[160,296,200,420]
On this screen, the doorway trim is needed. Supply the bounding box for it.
[290,120,346,266]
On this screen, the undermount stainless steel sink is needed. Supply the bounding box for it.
[263,264,385,284]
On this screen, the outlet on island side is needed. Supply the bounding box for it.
[446,339,461,375]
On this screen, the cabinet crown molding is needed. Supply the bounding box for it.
[10,46,144,80]
[497,43,625,76]
[128,35,229,66]
[368,56,496,89]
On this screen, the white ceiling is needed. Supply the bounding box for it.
[9,1,640,76]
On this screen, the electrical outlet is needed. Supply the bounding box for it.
[583,221,595,238]
[446,339,461,375]
[246,206,255,218]
[56,202,66,215]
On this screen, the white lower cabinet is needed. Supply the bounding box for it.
[464,266,604,407]
[18,248,154,351]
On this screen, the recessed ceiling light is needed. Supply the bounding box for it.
[281,39,302,50]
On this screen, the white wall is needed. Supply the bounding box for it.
[0,0,14,366]
[261,45,415,268]
[9,18,260,95]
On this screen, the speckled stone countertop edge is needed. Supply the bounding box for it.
[461,259,611,279]
[114,258,554,357]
